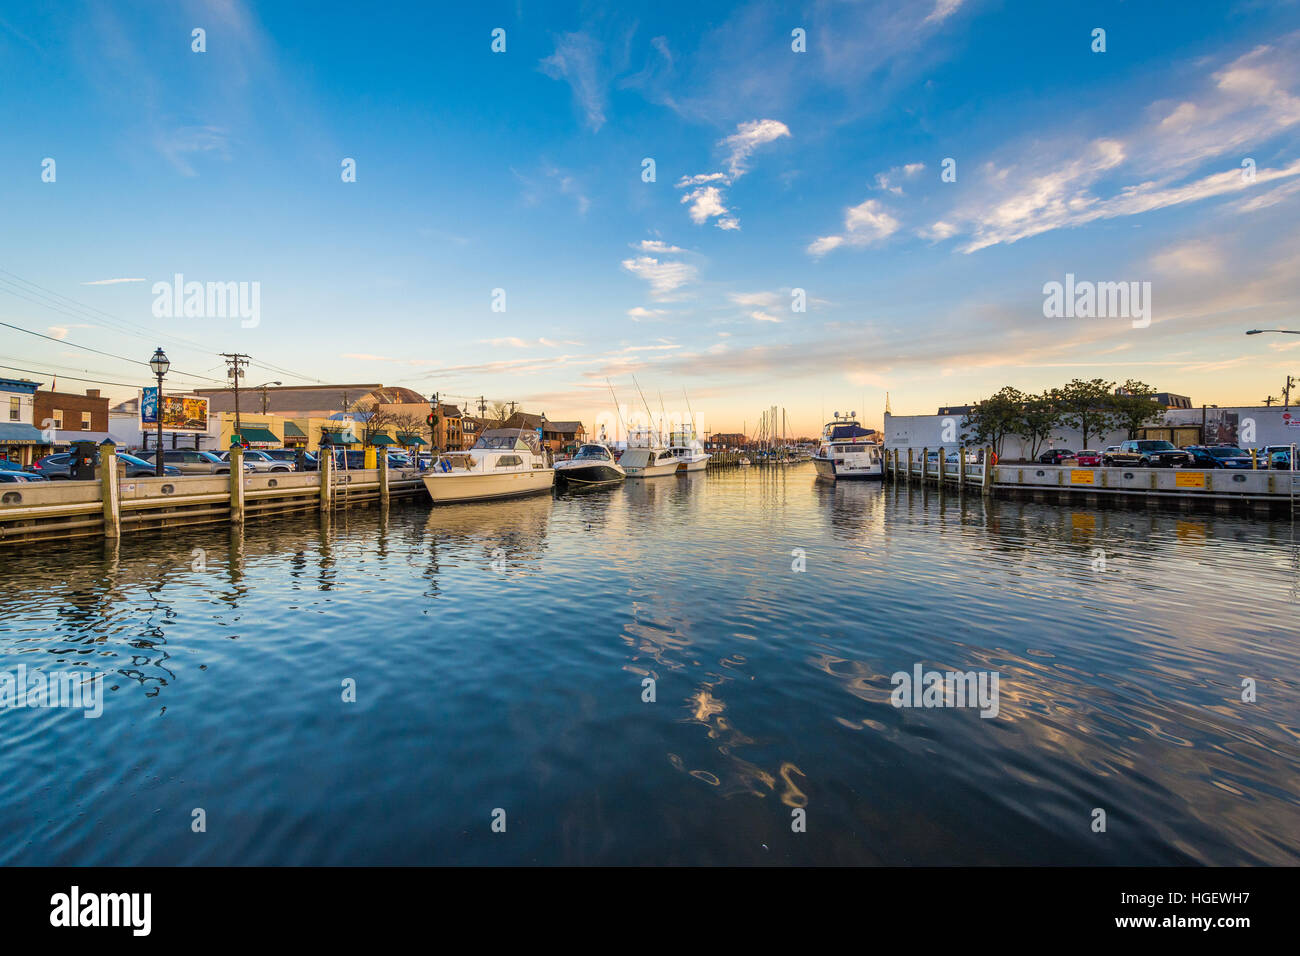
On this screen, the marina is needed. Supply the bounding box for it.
[2,463,1296,865]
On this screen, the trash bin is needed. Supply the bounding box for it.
[69,440,98,480]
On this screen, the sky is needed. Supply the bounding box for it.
[3,0,1300,438]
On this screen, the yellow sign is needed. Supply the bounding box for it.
[1175,472,1206,489]
[1069,470,1095,485]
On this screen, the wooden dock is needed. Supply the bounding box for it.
[0,443,425,546]
[884,445,1300,515]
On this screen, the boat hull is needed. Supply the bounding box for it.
[555,462,625,485]
[813,457,883,481]
[675,455,709,473]
[624,461,680,478]
[422,468,555,503]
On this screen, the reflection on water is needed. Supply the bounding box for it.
[0,464,1297,865]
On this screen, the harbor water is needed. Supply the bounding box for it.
[1,464,1297,864]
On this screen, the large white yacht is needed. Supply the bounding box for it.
[555,442,626,486]
[812,412,884,481]
[666,429,710,473]
[422,428,554,503]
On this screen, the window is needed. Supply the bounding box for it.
[496,455,522,468]
[8,397,18,421]
[52,409,64,429]
[81,411,91,430]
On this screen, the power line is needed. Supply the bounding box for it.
[0,320,224,385]
[0,364,145,390]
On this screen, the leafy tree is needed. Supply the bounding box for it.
[1112,379,1164,439]
[1016,389,1061,460]
[1056,378,1122,450]
[961,386,1025,458]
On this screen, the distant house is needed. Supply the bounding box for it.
[706,432,747,450]
[0,377,49,465]
[436,404,464,450]
[503,412,585,454]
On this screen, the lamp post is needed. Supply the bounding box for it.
[149,347,170,475]
[254,381,282,414]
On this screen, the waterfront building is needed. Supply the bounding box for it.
[32,388,111,448]
[0,377,50,466]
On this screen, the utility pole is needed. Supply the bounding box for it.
[478,395,487,418]
[220,353,250,439]
[428,392,440,453]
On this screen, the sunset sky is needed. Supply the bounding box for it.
[3,0,1300,437]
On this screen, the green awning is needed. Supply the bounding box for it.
[320,428,357,443]
[397,434,427,446]
[238,426,279,443]
[283,422,307,439]
[0,423,49,444]
[370,433,397,445]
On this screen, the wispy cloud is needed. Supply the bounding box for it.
[540,33,608,131]
[807,199,900,257]
[674,118,789,231]
[621,255,698,299]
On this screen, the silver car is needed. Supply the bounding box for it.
[218,449,295,473]
[139,450,253,475]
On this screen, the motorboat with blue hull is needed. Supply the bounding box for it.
[555,443,626,486]
[812,412,884,480]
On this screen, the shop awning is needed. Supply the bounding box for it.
[397,434,427,446]
[370,433,397,445]
[319,428,357,443]
[0,423,49,445]
[283,422,307,439]
[237,426,279,444]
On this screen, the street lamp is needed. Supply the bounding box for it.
[253,381,282,414]
[149,347,170,476]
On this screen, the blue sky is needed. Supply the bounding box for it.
[3,0,1300,437]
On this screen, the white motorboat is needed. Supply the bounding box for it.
[422,428,554,503]
[619,426,680,478]
[555,442,626,486]
[666,429,710,473]
[812,412,884,481]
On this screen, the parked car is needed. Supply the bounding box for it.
[261,448,317,471]
[0,471,43,483]
[1182,445,1257,469]
[138,450,251,475]
[1074,449,1103,466]
[1038,449,1076,464]
[0,460,48,481]
[31,452,180,478]
[1102,440,1193,468]
[117,452,182,477]
[328,449,369,470]
[217,449,295,473]
[1261,444,1295,469]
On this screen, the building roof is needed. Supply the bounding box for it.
[546,421,585,434]
[505,411,543,431]
[193,384,426,417]
[0,378,41,394]
[439,403,462,417]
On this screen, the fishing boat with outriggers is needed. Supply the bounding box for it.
[812,411,884,481]
[422,427,554,503]
[666,429,710,473]
[620,426,681,478]
[555,441,626,487]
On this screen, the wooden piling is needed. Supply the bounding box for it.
[378,450,390,505]
[228,446,246,525]
[98,440,120,540]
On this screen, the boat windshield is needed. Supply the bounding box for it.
[473,428,538,452]
[573,444,610,461]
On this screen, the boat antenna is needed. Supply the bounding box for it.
[683,387,697,440]
[606,378,629,443]
[632,375,657,443]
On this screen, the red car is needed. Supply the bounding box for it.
[1074,449,1103,466]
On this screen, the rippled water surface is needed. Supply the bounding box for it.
[2,465,1298,865]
